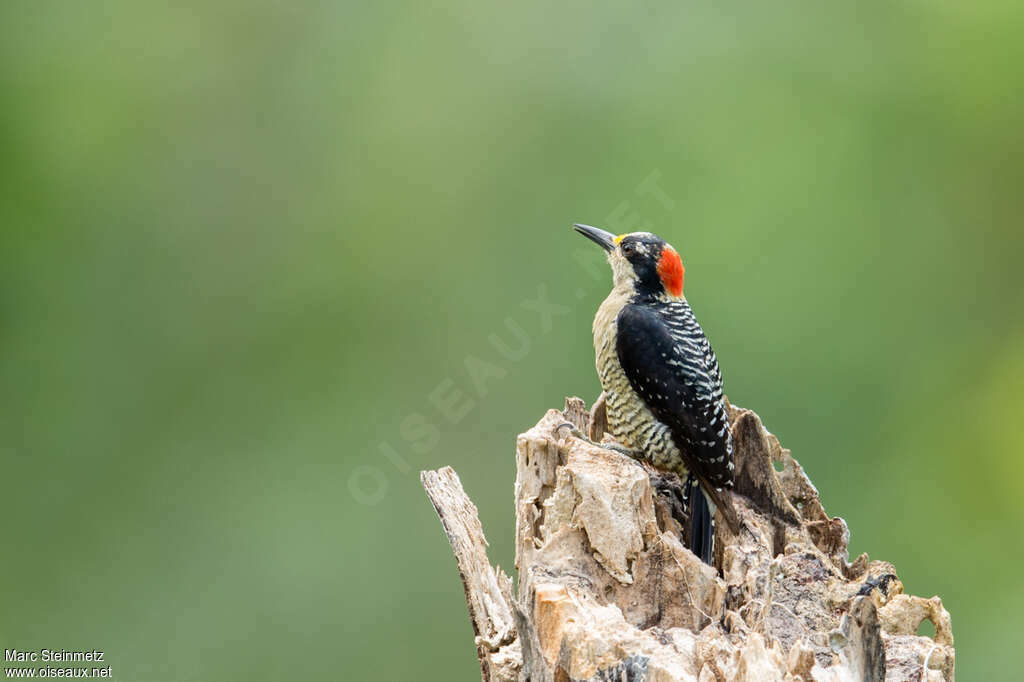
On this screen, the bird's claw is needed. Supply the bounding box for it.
[555,421,586,441]
[555,422,640,459]
[605,443,642,459]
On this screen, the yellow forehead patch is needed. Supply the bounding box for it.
[614,234,626,244]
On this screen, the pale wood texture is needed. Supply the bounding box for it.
[421,467,520,682]
[423,397,955,681]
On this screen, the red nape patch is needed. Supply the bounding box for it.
[657,247,685,297]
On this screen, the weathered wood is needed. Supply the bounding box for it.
[423,397,955,681]
[421,467,520,681]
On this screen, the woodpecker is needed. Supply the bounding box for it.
[574,224,737,565]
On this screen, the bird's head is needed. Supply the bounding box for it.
[574,224,685,299]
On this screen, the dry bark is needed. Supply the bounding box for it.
[422,397,954,681]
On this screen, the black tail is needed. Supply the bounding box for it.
[686,476,715,565]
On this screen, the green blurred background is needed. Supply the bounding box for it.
[2,2,1022,680]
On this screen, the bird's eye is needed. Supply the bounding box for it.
[621,243,635,255]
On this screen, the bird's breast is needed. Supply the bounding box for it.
[592,291,685,474]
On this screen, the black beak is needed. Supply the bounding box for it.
[573,224,616,252]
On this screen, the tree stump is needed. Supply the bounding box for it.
[421,397,954,681]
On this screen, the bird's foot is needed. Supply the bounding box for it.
[555,421,588,442]
[605,442,642,459]
[555,422,641,459]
